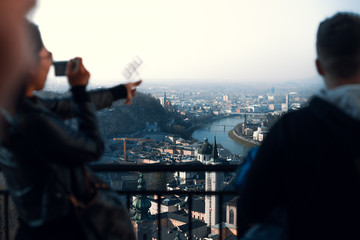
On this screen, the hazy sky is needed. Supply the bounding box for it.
[31,0,360,86]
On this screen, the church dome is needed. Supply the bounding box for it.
[198,137,212,155]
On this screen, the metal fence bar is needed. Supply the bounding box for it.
[4,191,9,240]
[126,194,131,211]
[116,190,237,195]
[188,194,193,240]
[157,195,161,240]
[90,164,239,172]
[219,193,223,240]
[237,197,241,240]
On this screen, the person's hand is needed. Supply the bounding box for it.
[66,57,90,87]
[124,80,142,105]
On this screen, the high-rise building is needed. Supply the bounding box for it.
[159,91,167,107]
[284,93,289,112]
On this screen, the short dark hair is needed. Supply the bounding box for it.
[316,12,360,79]
[26,21,44,62]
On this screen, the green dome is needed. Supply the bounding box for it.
[132,196,151,210]
[198,137,212,155]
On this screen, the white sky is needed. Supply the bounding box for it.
[31,0,360,86]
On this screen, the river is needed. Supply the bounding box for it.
[191,116,253,156]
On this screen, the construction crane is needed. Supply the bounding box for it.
[113,137,155,161]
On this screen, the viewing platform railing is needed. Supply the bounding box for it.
[0,163,241,240]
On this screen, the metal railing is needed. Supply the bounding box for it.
[1,163,241,240]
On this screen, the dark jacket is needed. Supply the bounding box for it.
[0,85,127,227]
[239,97,360,240]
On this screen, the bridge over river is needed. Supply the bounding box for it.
[191,116,256,156]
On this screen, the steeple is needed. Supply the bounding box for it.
[211,136,219,162]
[132,173,151,222]
[244,113,247,129]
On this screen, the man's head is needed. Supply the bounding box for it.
[316,12,360,88]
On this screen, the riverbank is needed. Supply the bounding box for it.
[228,129,260,148]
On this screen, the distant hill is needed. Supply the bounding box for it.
[97,92,169,138]
[35,90,171,139]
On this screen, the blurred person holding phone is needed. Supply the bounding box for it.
[0,21,139,239]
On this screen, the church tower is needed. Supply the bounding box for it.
[243,113,247,134]
[132,174,153,240]
[159,91,167,107]
[205,136,224,227]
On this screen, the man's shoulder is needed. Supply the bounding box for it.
[274,102,315,127]
[267,97,330,137]
[280,96,341,122]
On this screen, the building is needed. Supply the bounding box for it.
[205,137,224,227]
[132,174,154,240]
[145,122,159,133]
[225,197,238,230]
[152,214,207,239]
[258,132,268,142]
[159,91,167,107]
[253,126,269,142]
[281,93,289,112]
[182,197,206,222]
[244,128,254,137]
[149,196,181,215]
[208,197,239,239]
[197,138,212,163]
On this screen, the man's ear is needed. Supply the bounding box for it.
[316,59,325,76]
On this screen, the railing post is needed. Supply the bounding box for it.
[126,194,131,211]
[237,197,241,240]
[5,191,9,240]
[219,193,223,240]
[157,195,161,240]
[188,194,192,240]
